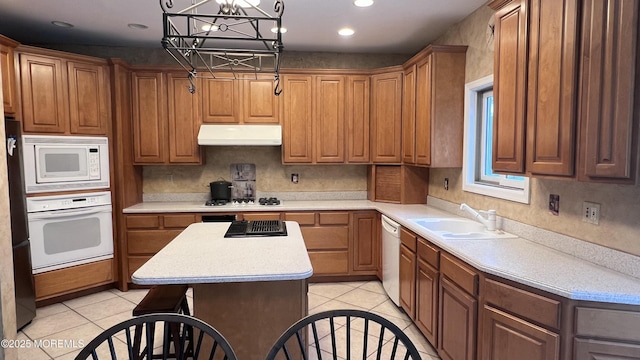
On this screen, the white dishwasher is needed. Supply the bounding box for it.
[381,215,401,306]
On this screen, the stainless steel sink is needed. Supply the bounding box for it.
[408,218,517,240]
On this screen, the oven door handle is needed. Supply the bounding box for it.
[28,205,112,220]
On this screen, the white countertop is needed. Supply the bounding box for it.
[131,221,313,284]
[125,200,640,305]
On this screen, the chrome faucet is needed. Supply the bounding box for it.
[460,203,497,231]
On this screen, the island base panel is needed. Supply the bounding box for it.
[193,279,308,360]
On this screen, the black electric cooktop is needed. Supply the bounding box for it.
[224,220,288,238]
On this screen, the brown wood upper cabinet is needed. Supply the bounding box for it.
[346,75,370,163]
[491,0,579,177]
[18,46,110,135]
[315,75,346,163]
[282,73,370,164]
[202,74,279,124]
[370,70,403,163]
[131,70,202,165]
[281,74,313,163]
[0,35,19,116]
[491,0,640,181]
[402,46,467,167]
[577,0,640,184]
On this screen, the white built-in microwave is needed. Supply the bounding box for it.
[22,135,110,193]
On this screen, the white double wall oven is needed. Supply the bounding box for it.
[21,135,113,274]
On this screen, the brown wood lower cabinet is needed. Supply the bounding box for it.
[573,306,640,359]
[285,211,350,278]
[124,213,197,282]
[415,240,439,346]
[481,306,560,360]
[439,253,478,360]
[351,211,379,275]
[439,276,477,360]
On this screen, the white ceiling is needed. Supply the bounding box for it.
[0,0,486,55]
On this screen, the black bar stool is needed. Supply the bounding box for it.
[131,285,191,359]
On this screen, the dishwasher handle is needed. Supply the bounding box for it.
[381,215,400,235]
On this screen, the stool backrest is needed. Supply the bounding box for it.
[265,309,422,360]
[75,313,237,360]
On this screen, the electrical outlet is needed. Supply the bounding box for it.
[549,194,559,216]
[444,178,449,190]
[582,201,601,225]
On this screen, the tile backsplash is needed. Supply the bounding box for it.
[143,146,368,195]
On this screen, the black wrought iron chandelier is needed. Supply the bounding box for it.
[160,0,285,95]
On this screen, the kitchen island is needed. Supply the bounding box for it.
[132,221,313,360]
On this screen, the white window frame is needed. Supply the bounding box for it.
[462,74,531,204]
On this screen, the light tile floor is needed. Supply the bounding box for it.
[16,281,440,359]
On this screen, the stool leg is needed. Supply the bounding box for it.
[178,296,194,357]
[132,324,143,360]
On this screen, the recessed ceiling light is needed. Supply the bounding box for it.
[216,0,260,7]
[338,28,355,36]
[128,23,148,30]
[271,27,287,34]
[202,24,219,32]
[51,21,74,28]
[354,0,374,7]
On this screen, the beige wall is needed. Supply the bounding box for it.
[143,146,368,194]
[430,4,640,257]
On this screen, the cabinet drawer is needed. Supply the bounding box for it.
[484,278,561,329]
[126,215,160,229]
[127,230,182,254]
[308,251,349,275]
[163,214,196,228]
[301,227,349,250]
[242,212,281,221]
[441,253,478,296]
[417,237,439,269]
[318,212,349,225]
[400,228,417,252]
[35,259,114,300]
[284,212,316,225]
[575,307,640,342]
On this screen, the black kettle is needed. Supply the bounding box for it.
[209,180,233,201]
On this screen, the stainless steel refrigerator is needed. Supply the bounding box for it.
[5,118,36,330]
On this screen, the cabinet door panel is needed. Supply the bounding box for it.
[482,305,559,360]
[526,0,579,176]
[439,276,477,360]
[402,65,416,164]
[167,73,202,163]
[399,244,416,319]
[416,258,438,346]
[1,42,18,115]
[579,0,639,181]
[315,75,345,163]
[202,76,240,123]
[67,61,109,135]
[346,76,370,163]
[415,56,432,166]
[492,0,527,173]
[371,72,402,163]
[132,72,166,163]
[282,75,313,163]
[243,75,279,123]
[20,53,67,133]
[351,212,377,272]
